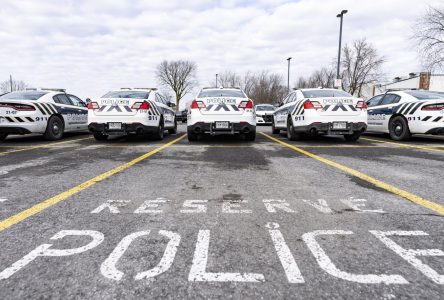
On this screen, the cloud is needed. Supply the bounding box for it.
[0,0,441,108]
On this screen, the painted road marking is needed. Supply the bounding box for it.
[261,132,444,215]
[0,137,92,155]
[361,137,444,154]
[0,134,187,232]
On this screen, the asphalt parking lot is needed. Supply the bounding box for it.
[0,125,443,299]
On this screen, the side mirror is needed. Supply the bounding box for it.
[168,102,175,108]
[85,98,91,103]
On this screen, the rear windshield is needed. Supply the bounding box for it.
[302,89,352,98]
[198,89,246,98]
[101,91,150,99]
[0,91,48,100]
[256,105,275,111]
[404,90,444,100]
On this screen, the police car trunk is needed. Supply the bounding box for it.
[0,99,46,135]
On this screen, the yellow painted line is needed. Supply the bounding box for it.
[0,134,187,232]
[261,132,444,215]
[361,137,444,154]
[0,137,92,155]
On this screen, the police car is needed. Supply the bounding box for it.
[0,89,88,141]
[187,87,256,141]
[87,88,176,141]
[272,88,367,141]
[255,104,275,125]
[366,90,444,140]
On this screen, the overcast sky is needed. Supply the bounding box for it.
[0,0,441,107]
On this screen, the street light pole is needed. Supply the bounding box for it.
[215,74,218,87]
[287,57,292,93]
[336,10,348,85]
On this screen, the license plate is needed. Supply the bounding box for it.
[332,122,347,130]
[215,121,229,129]
[108,122,122,130]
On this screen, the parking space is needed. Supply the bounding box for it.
[0,125,443,299]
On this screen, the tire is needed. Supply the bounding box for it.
[244,130,256,141]
[93,132,108,141]
[187,130,198,142]
[168,119,177,134]
[0,133,8,141]
[43,116,64,140]
[153,117,165,140]
[344,132,361,142]
[287,117,301,141]
[272,120,280,134]
[389,116,411,141]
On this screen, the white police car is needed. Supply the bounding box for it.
[0,89,88,141]
[88,88,176,141]
[187,87,256,141]
[255,104,275,125]
[272,88,367,141]
[366,90,444,140]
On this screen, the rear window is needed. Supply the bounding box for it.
[101,91,150,99]
[198,89,246,98]
[404,90,444,100]
[0,91,48,100]
[256,105,275,111]
[302,89,352,98]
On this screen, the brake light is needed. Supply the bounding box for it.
[421,103,444,111]
[191,100,206,109]
[87,102,99,110]
[355,101,367,109]
[303,100,323,109]
[0,103,36,111]
[132,101,150,110]
[239,100,253,109]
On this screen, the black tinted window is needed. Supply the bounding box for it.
[367,95,383,107]
[0,91,47,100]
[256,105,275,111]
[302,89,352,98]
[53,94,73,105]
[68,95,86,107]
[102,91,150,99]
[380,94,401,105]
[198,89,246,98]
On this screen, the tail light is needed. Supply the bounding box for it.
[132,101,150,110]
[303,100,323,109]
[238,100,254,109]
[0,103,36,111]
[87,102,99,110]
[421,103,444,111]
[355,101,367,109]
[191,100,206,109]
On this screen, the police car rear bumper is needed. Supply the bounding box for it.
[294,122,367,135]
[0,126,32,135]
[188,122,256,135]
[88,123,159,135]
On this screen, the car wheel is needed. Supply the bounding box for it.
[287,117,301,141]
[187,130,198,142]
[272,120,280,134]
[244,130,256,141]
[93,132,109,141]
[389,116,411,141]
[168,119,177,134]
[0,133,8,142]
[153,117,165,140]
[344,132,361,142]
[43,116,64,140]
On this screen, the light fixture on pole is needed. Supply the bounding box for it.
[335,9,347,88]
[287,57,292,93]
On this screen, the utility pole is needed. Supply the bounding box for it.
[287,57,292,93]
[336,10,348,88]
[10,75,13,92]
[215,74,218,88]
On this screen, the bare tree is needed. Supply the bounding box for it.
[413,5,444,71]
[295,67,336,89]
[217,71,242,88]
[0,78,28,93]
[155,60,198,107]
[247,71,287,104]
[341,39,385,97]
